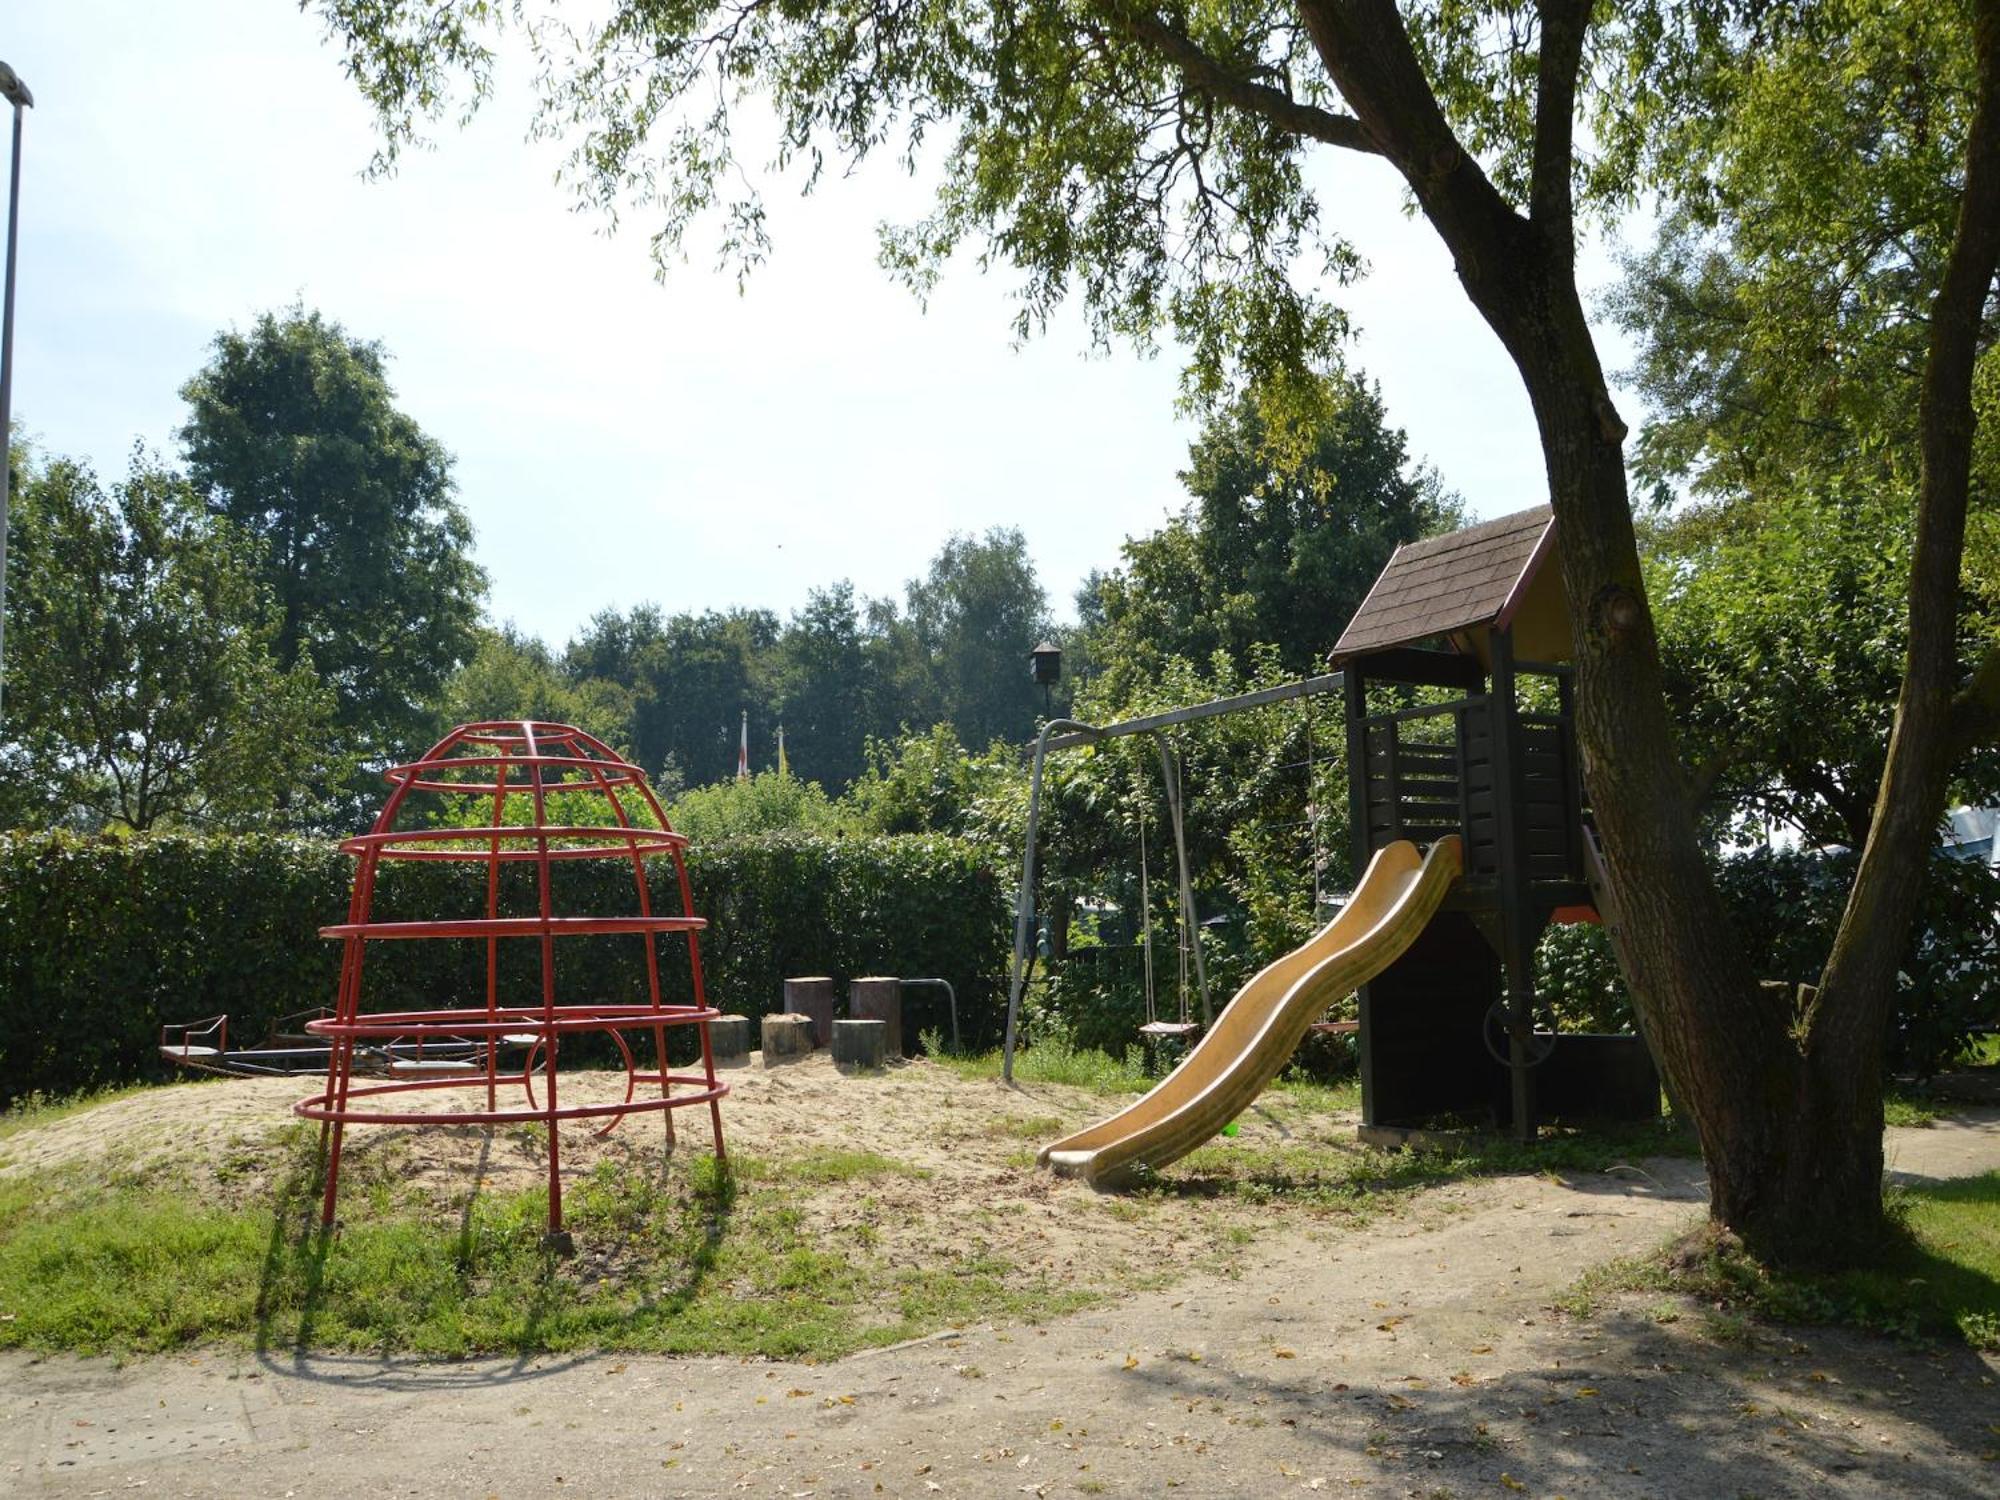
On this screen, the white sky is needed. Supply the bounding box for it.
[5,2,1641,648]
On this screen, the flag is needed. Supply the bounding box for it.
[777,722,789,778]
[737,709,749,782]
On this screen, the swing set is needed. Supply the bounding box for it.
[1002,673,1344,1082]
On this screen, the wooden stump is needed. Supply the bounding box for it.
[761,1012,816,1065]
[783,976,837,1048]
[849,976,903,1057]
[708,1015,751,1066]
[831,1018,888,1072]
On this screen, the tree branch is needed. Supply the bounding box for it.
[1950,638,2000,755]
[1684,742,1743,812]
[1817,0,2000,1051]
[1109,6,1383,156]
[1291,0,1527,295]
[1530,0,1591,237]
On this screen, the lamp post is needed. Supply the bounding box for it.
[0,60,32,729]
[1029,640,1062,716]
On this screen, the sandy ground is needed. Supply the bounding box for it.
[1,1074,1997,1498]
[0,1055,1363,1292]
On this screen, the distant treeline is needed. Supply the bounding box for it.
[454,527,1063,796]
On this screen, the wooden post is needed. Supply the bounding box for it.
[849,976,903,1056]
[1556,667,1585,882]
[1344,662,1371,879]
[761,1013,816,1064]
[708,1015,751,1066]
[831,1018,889,1071]
[783,976,836,1048]
[1489,625,1537,1143]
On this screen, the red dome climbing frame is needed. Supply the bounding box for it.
[295,721,727,1234]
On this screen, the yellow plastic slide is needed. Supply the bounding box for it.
[1038,835,1463,1188]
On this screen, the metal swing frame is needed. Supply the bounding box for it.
[1134,758,1198,1043]
[1001,671,1344,1083]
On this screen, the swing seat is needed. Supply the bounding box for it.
[1139,1020,1201,1039]
[1307,1020,1359,1036]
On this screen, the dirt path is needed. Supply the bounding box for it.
[4,1111,1996,1499]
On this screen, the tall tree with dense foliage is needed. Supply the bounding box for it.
[179,307,485,799]
[565,603,780,783]
[772,582,881,791]
[895,527,1055,749]
[0,452,331,830]
[1642,488,2000,850]
[1091,369,1459,693]
[316,0,2000,1264]
[435,625,637,752]
[1613,1,2000,855]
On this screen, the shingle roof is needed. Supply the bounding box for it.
[1333,505,1553,660]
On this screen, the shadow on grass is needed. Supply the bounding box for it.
[1627,1173,2000,1351]
[244,1128,738,1385]
[1134,1119,1704,1206]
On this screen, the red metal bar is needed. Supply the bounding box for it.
[295,720,729,1235]
[318,915,706,940]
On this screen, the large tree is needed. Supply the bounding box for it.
[773,582,882,791]
[0,452,331,830]
[897,527,1055,749]
[434,624,637,752]
[1611,1,2000,854]
[1642,485,2000,851]
[179,307,486,797]
[316,0,2000,1263]
[1091,368,1460,694]
[565,603,781,783]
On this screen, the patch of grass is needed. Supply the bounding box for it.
[932,1038,1155,1095]
[734,1149,927,1186]
[1571,1173,2000,1352]
[0,1139,1082,1360]
[1267,1075,1362,1115]
[1882,1089,1940,1128]
[987,1114,1071,1140]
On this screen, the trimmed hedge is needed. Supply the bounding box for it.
[0,830,1008,1105]
[1534,846,2000,1078]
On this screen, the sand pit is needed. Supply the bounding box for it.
[0,1053,1371,1301]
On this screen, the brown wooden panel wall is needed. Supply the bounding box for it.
[1359,911,1506,1127]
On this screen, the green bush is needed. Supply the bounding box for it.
[1535,921,1634,1034]
[0,830,1008,1105]
[1713,846,2000,1078]
[1534,846,2000,1077]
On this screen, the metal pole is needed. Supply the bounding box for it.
[899,978,959,1055]
[1003,717,1098,1083]
[1152,733,1212,1025]
[0,66,31,730]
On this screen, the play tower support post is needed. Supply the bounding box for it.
[1487,625,1537,1144]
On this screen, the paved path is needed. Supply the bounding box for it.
[5,1115,1996,1499]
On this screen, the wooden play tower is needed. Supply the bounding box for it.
[1333,506,1659,1142]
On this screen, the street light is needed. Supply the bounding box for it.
[1029,640,1062,715]
[0,60,31,730]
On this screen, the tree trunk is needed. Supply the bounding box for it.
[1784,0,2000,1256]
[1489,268,1889,1263]
[1294,0,1899,1264]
